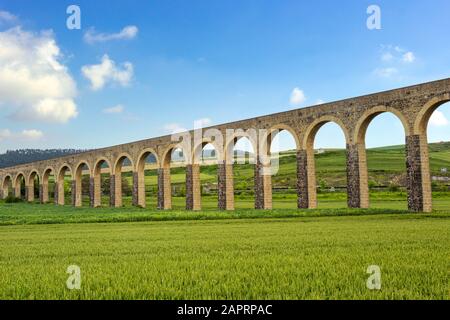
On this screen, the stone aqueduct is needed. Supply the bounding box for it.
[1,78,449,212]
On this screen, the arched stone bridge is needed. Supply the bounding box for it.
[1,78,449,212]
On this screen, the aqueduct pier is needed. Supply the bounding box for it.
[1,78,449,212]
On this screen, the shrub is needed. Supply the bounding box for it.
[388,183,400,192]
[4,196,23,203]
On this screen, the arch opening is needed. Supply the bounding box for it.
[231,137,256,209]
[423,101,450,211]
[56,165,72,206]
[268,129,298,209]
[358,112,408,210]
[163,147,187,210]
[42,168,55,203]
[114,155,134,207]
[75,162,91,207]
[14,173,26,200]
[136,150,158,208]
[28,171,40,202]
[2,176,12,199]
[197,142,219,210]
[305,121,348,209]
[93,159,111,207]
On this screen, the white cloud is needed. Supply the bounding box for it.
[20,129,43,140]
[429,110,449,127]
[379,45,416,64]
[290,87,306,105]
[194,118,212,129]
[103,104,124,114]
[82,55,133,91]
[402,51,415,63]
[373,67,398,78]
[0,27,78,123]
[84,25,138,44]
[0,10,17,24]
[0,129,11,140]
[0,128,43,141]
[164,118,213,134]
[164,123,186,134]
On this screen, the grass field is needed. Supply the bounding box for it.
[0,213,448,299]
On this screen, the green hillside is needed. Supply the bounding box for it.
[145,141,450,192]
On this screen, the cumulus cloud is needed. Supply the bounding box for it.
[0,128,43,141]
[402,51,415,63]
[103,104,124,114]
[82,55,133,90]
[0,10,17,24]
[429,110,449,127]
[290,87,306,105]
[373,45,417,79]
[84,25,138,44]
[0,27,78,123]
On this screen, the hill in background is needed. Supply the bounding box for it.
[0,149,89,169]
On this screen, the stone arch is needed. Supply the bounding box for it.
[302,116,350,209]
[413,94,450,135]
[263,124,301,152]
[27,170,40,186]
[351,106,410,209]
[27,170,40,202]
[159,144,189,210]
[41,167,55,203]
[113,153,135,174]
[93,157,112,207]
[56,164,73,206]
[223,132,259,210]
[2,175,12,199]
[74,160,92,207]
[411,94,450,212]
[258,124,301,209]
[162,144,188,168]
[354,106,410,144]
[112,153,134,207]
[192,139,223,165]
[13,172,26,199]
[224,130,258,164]
[303,116,350,150]
[135,148,159,208]
[189,139,224,211]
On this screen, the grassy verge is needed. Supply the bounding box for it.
[1,192,449,226]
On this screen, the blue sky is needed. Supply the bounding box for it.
[0,0,449,153]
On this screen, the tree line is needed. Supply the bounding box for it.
[0,149,89,169]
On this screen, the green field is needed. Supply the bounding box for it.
[0,212,448,299]
[0,142,449,300]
